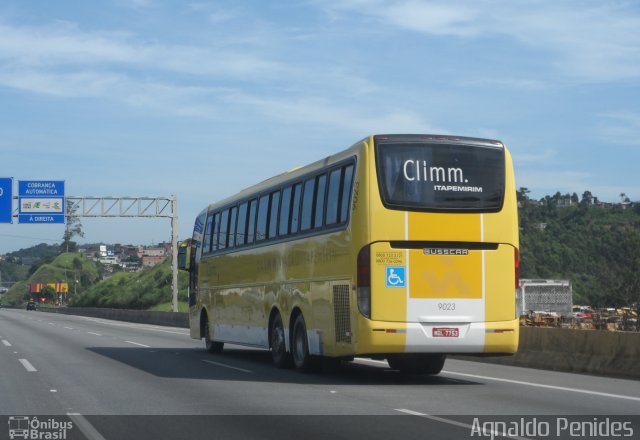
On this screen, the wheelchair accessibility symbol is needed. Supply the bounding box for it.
[386,266,406,288]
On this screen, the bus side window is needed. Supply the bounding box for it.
[300,177,315,231]
[314,173,327,229]
[268,190,280,239]
[279,186,292,236]
[228,206,238,248]
[247,199,257,244]
[257,195,269,241]
[237,202,248,246]
[290,183,302,234]
[340,164,355,224]
[218,209,229,250]
[203,213,214,254]
[212,212,221,251]
[325,168,341,226]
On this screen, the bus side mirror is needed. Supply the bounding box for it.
[178,243,191,271]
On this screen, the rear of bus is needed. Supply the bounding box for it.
[355,135,519,369]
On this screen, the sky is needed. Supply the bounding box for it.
[0,0,639,254]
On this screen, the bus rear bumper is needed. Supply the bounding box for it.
[357,318,519,355]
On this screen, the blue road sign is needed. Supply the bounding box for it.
[18,180,65,224]
[0,177,13,223]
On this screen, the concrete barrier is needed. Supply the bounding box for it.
[39,307,189,328]
[454,327,640,380]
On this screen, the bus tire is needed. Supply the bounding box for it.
[387,354,445,375]
[204,317,224,354]
[291,314,317,372]
[270,313,291,368]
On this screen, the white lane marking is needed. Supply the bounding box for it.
[48,322,55,326]
[19,358,37,372]
[358,358,640,402]
[442,370,640,402]
[2,340,12,347]
[79,316,189,335]
[201,359,254,374]
[87,332,102,336]
[396,409,531,440]
[67,413,107,440]
[50,389,57,393]
[63,326,74,330]
[124,340,151,348]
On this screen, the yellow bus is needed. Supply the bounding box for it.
[180,134,519,374]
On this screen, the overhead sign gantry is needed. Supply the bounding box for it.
[0,179,180,312]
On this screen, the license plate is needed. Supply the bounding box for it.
[432,327,459,338]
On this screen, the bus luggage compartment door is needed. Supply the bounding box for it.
[369,242,516,324]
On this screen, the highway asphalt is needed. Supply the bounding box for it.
[1,308,639,440]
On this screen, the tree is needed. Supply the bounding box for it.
[516,187,530,204]
[571,193,579,205]
[62,200,84,253]
[580,190,594,207]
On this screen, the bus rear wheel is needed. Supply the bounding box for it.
[270,313,291,368]
[387,354,446,375]
[291,314,318,372]
[204,318,224,354]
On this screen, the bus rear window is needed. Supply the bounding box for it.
[376,141,505,212]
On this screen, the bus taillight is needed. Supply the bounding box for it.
[357,245,371,318]
[514,248,520,289]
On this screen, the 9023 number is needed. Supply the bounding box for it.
[438,302,456,311]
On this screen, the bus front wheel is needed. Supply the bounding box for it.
[204,317,224,354]
[387,354,446,375]
[291,314,317,372]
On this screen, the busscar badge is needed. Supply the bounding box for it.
[423,248,469,256]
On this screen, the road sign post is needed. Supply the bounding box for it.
[18,180,65,224]
[0,177,13,223]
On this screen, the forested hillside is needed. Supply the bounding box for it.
[518,189,640,307]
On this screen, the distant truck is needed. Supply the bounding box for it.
[516,279,572,317]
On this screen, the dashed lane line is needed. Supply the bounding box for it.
[124,340,151,348]
[19,358,37,372]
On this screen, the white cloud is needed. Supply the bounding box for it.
[316,0,640,83]
[382,1,478,37]
[0,22,284,78]
[598,112,640,147]
[512,149,557,164]
[223,92,442,134]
